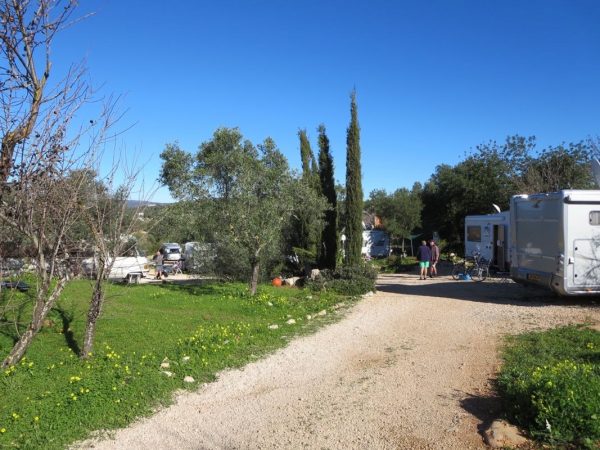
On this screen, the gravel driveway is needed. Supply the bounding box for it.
[78,273,599,449]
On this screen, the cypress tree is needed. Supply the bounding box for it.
[299,129,320,193]
[298,129,313,178]
[290,129,320,258]
[317,124,337,269]
[344,90,363,265]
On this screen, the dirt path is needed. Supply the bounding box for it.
[78,273,599,449]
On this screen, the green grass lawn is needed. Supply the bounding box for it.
[0,279,352,449]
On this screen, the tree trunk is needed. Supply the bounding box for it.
[1,277,67,368]
[249,248,261,296]
[82,278,104,358]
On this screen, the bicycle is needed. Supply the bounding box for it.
[468,253,490,282]
[451,257,467,280]
[451,252,490,282]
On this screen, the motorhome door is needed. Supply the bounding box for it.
[494,225,506,271]
[573,238,600,286]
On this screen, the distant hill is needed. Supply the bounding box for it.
[126,200,171,208]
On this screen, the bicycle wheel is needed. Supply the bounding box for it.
[451,263,464,280]
[469,265,488,282]
[469,266,481,282]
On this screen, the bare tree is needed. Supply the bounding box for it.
[79,151,151,359]
[0,0,107,368]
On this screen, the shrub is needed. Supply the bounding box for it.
[385,255,417,273]
[306,264,377,296]
[497,325,600,448]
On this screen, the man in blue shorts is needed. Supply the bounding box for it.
[417,240,431,280]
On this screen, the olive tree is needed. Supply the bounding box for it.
[160,128,314,294]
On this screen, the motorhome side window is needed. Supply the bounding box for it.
[590,211,600,225]
[467,226,481,242]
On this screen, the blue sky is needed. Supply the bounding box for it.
[53,0,600,202]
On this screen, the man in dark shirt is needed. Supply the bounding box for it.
[417,240,431,280]
[429,240,440,278]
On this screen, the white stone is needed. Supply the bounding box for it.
[267,301,273,306]
[183,376,195,383]
[317,310,327,316]
[160,362,170,369]
[268,324,279,330]
[161,371,173,377]
[484,420,528,448]
[182,356,191,362]
[310,269,320,280]
[286,319,296,325]
[306,315,312,320]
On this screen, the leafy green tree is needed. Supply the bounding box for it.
[420,135,596,247]
[366,186,422,252]
[160,128,303,294]
[344,91,363,265]
[317,124,337,269]
[519,142,595,192]
[158,142,197,200]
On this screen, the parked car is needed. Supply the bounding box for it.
[160,243,182,261]
[81,247,149,282]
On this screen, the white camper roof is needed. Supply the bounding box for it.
[514,189,600,202]
[465,211,510,223]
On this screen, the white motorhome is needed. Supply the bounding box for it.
[362,229,391,258]
[464,212,510,271]
[509,190,600,295]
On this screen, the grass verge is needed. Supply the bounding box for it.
[0,279,355,449]
[497,324,600,448]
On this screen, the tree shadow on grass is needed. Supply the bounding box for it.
[52,305,81,356]
[155,279,243,297]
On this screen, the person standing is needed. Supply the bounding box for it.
[429,239,440,278]
[153,249,164,279]
[416,240,431,280]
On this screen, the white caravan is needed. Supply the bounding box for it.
[464,211,510,271]
[509,190,600,295]
[362,230,391,258]
[81,247,149,283]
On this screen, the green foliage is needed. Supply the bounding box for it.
[160,129,303,290]
[420,135,597,245]
[0,279,355,449]
[298,129,319,190]
[365,186,422,242]
[374,255,418,273]
[344,91,364,266]
[306,264,377,296]
[497,325,600,447]
[317,124,337,270]
[158,142,197,201]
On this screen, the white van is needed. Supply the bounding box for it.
[160,243,182,261]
